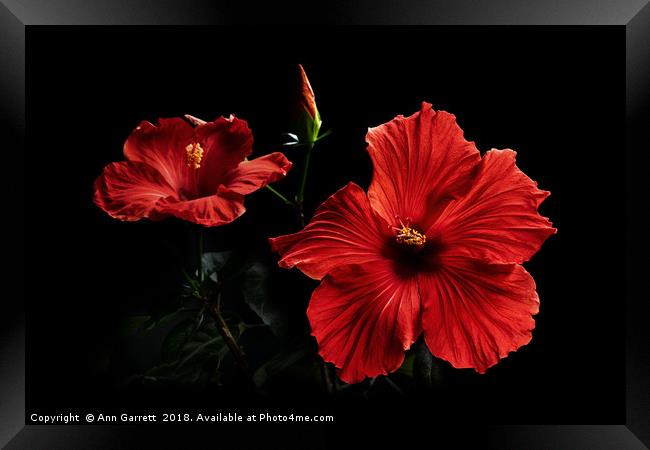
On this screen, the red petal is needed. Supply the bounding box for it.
[419,257,539,373]
[93,161,177,221]
[270,183,389,280]
[123,118,196,194]
[154,190,245,227]
[366,102,480,229]
[221,152,292,195]
[193,115,253,197]
[432,149,556,264]
[309,260,421,383]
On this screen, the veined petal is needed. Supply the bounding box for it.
[123,118,195,193]
[270,182,389,280]
[366,102,480,229]
[93,161,177,221]
[222,152,292,195]
[154,190,245,227]
[419,256,539,373]
[432,149,556,264]
[194,115,253,197]
[309,260,421,383]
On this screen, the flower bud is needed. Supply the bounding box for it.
[292,64,322,144]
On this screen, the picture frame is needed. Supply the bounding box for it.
[1,1,648,448]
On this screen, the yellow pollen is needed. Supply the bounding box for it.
[185,142,204,169]
[395,224,427,246]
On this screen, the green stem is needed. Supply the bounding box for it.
[297,141,315,226]
[413,339,444,390]
[203,295,249,373]
[319,359,334,395]
[265,185,294,207]
[193,227,249,376]
[297,141,314,205]
[328,364,338,392]
[295,141,332,391]
[197,227,204,282]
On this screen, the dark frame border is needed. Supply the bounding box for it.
[1,1,648,448]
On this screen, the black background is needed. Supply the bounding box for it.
[26,26,625,424]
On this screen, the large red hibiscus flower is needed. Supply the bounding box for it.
[94,115,291,226]
[270,102,556,383]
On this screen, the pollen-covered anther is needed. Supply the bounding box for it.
[185,142,204,169]
[395,225,427,246]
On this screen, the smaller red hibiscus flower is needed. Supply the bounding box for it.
[271,102,556,383]
[94,115,292,226]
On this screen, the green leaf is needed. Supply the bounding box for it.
[314,128,333,142]
[202,251,231,282]
[177,336,224,369]
[253,347,309,387]
[144,307,190,332]
[238,322,266,336]
[119,315,151,335]
[242,262,287,336]
[281,132,300,146]
[161,319,195,363]
[144,361,178,379]
[147,314,228,387]
[397,353,415,377]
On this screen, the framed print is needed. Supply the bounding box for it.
[1,1,648,448]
